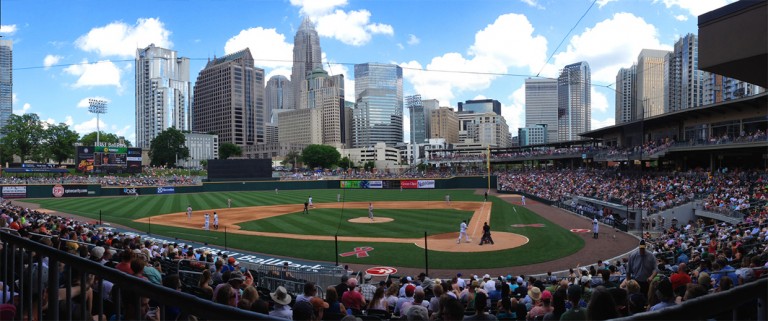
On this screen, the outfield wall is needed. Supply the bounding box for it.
[0,176,496,199]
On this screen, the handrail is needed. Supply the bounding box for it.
[612,277,767,320]
[0,231,283,320]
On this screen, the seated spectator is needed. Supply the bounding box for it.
[269,286,293,320]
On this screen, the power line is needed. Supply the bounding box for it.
[536,0,597,77]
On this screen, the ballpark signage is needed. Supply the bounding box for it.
[417,180,436,189]
[120,188,140,196]
[401,180,418,189]
[366,266,397,276]
[340,180,361,189]
[368,181,383,189]
[52,185,89,198]
[157,186,175,194]
[1,186,26,199]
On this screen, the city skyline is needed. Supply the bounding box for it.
[1,0,736,145]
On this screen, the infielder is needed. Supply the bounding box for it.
[521,195,526,205]
[445,194,451,206]
[213,212,219,230]
[227,198,231,208]
[186,205,193,220]
[203,213,210,231]
[308,196,314,208]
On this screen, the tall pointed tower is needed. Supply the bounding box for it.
[290,17,323,110]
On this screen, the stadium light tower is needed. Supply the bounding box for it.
[88,99,108,146]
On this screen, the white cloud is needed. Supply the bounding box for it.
[315,9,394,46]
[224,27,293,69]
[12,93,17,105]
[596,0,619,8]
[63,60,122,88]
[591,117,615,130]
[407,34,420,46]
[75,18,172,58]
[265,68,292,82]
[74,117,107,135]
[520,0,544,9]
[42,117,74,128]
[660,0,736,17]
[64,116,74,126]
[13,103,31,115]
[397,43,404,50]
[43,55,63,69]
[591,88,609,113]
[674,15,688,21]
[401,13,547,106]
[549,12,670,83]
[290,0,393,46]
[503,86,526,134]
[0,24,17,35]
[290,0,348,17]
[76,96,112,108]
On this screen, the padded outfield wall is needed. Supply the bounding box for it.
[0,176,496,199]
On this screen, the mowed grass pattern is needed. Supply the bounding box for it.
[25,189,585,269]
[238,208,473,238]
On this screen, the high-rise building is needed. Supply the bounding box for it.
[518,124,547,146]
[615,66,636,124]
[278,68,346,147]
[290,17,323,110]
[0,40,11,136]
[352,63,403,147]
[265,75,291,124]
[430,107,459,144]
[406,95,431,144]
[178,132,218,168]
[665,34,705,112]
[703,73,764,105]
[557,61,591,141]
[636,49,669,118]
[192,49,265,146]
[422,99,439,141]
[135,44,191,148]
[458,112,510,147]
[457,99,501,115]
[525,78,558,142]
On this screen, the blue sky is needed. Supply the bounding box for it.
[1,0,734,145]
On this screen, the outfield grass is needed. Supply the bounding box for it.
[25,189,585,269]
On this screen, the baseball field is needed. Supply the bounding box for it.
[24,188,585,269]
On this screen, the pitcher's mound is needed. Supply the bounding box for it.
[348,217,394,223]
[416,232,529,252]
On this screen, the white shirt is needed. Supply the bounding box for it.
[214,214,219,222]
[460,222,467,233]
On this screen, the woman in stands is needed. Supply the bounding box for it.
[385,283,399,312]
[198,269,214,299]
[324,286,347,318]
[367,286,388,311]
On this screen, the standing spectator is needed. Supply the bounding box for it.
[626,240,657,296]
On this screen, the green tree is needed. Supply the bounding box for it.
[199,159,208,169]
[0,113,45,164]
[363,160,375,172]
[339,156,353,170]
[148,127,189,167]
[219,142,242,160]
[43,123,80,165]
[301,144,340,169]
[79,131,132,147]
[282,150,302,169]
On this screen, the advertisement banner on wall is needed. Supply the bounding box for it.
[156,186,175,194]
[120,188,140,196]
[1,186,26,198]
[401,180,418,189]
[368,181,383,189]
[340,180,361,189]
[52,185,89,198]
[417,180,436,189]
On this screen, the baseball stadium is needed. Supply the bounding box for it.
[0,2,766,321]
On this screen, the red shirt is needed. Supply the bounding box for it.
[115,261,133,274]
[670,271,692,292]
[342,289,365,310]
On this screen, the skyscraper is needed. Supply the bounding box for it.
[192,48,265,146]
[135,44,191,148]
[0,40,12,136]
[525,78,558,142]
[406,95,426,144]
[430,107,459,144]
[352,63,403,147]
[457,99,501,115]
[557,61,591,141]
[665,33,705,112]
[636,49,669,118]
[615,65,636,124]
[290,17,323,110]
[265,75,291,124]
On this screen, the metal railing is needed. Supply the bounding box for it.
[613,277,766,321]
[0,231,283,321]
